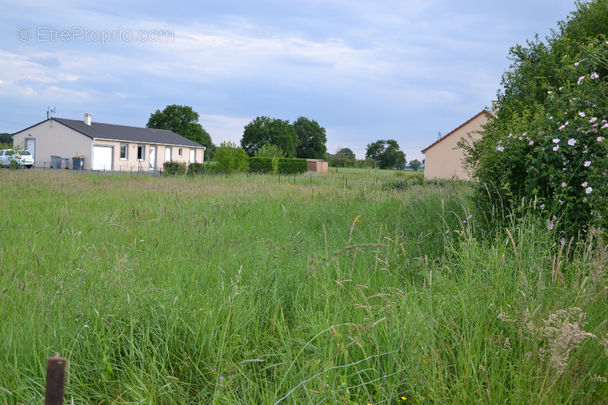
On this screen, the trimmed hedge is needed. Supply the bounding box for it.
[249,157,274,173]
[277,158,307,174]
[162,161,186,176]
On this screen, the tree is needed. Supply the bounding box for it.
[254,143,285,158]
[215,142,249,173]
[147,105,215,159]
[241,116,298,157]
[293,117,327,158]
[365,139,406,169]
[335,148,355,160]
[0,133,12,149]
[409,159,422,171]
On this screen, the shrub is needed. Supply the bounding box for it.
[187,162,204,176]
[215,142,250,173]
[249,157,274,173]
[329,157,356,168]
[277,158,307,174]
[162,161,186,176]
[355,158,378,169]
[466,39,608,235]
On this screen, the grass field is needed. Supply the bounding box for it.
[1,168,607,404]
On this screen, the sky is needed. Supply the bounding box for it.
[0,0,578,161]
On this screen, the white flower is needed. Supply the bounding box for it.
[546,219,554,231]
[567,138,576,146]
[586,186,593,194]
[578,111,586,117]
[577,75,585,84]
[590,72,599,79]
[582,181,588,187]
[496,146,505,152]
[529,140,534,146]
[553,145,560,151]
[589,117,598,123]
[584,161,591,167]
[553,138,560,143]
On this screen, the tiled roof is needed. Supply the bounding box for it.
[53,118,204,148]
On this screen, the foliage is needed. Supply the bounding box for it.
[248,157,275,173]
[0,132,12,147]
[335,147,356,160]
[215,141,250,173]
[464,2,608,236]
[162,161,186,176]
[365,139,406,169]
[254,143,285,158]
[241,116,298,157]
[187,162,204,176]
[329,157,356,167]
[329,157,377,168]
[409,159,422,171]
[293,117,327,159]
[277,158,307,174]
[147,105,215,159]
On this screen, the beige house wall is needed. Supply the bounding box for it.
[13,120,92,169]
[93,139,204,172]
[423,112,492,181]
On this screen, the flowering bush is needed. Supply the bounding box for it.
[468,39,607,235]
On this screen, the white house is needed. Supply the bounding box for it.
[12,114,206,171]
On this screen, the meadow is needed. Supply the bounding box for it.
[0,168,606,404]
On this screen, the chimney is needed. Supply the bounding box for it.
[84,113,92,126]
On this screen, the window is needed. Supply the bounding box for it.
[189,149,196,163]
[178,148,183,157]
[137,145,145,161]
[120,144,128,159]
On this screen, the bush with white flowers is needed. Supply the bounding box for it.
[467,39,607,235]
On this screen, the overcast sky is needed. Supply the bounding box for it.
[0,0,578,160]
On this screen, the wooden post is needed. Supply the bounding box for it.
[45,353,66,405]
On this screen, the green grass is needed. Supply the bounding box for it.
[0,169,606,404]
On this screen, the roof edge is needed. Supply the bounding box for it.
[93,137,205,149]
[421,110,494,153]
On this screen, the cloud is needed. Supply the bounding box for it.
[199,113,250,144]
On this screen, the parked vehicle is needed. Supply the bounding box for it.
[0,149,34,168]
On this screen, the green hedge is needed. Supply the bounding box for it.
[277,158,307,174]
[162,161,186,176]
[249,157,274,173]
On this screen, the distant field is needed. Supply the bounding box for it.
[1,169,606,404]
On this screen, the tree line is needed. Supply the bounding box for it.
[147,104,420,170]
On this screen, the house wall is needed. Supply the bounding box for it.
[13,120,92,169]
[423,113,491,181]
[93,139,204,172]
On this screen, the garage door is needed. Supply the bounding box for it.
[93,146,113,170]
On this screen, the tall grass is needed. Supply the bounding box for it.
[0,169,606,404]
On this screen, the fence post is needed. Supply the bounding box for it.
[45,353,67,405]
